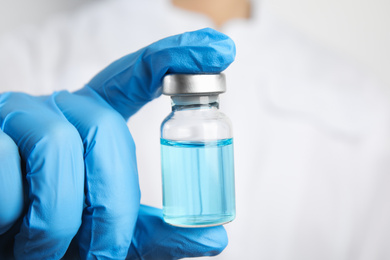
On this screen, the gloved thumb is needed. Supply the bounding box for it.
[78,28,236,119]
[127,205,228,260]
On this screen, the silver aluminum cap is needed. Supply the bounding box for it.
[162,73,226,96]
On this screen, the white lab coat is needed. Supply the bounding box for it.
[1,0,390,259]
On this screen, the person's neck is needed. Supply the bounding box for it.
[171,0,251,28]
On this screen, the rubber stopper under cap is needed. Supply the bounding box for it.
[162,74,226,96]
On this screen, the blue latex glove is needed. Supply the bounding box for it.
[0,28,235,259]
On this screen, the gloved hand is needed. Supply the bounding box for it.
[0,28,235,259]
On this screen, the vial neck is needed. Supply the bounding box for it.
[171,95,219,111]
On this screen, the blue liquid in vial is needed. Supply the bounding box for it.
[161,138,235,227]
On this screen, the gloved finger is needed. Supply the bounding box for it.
[127,205,228,260]
[54,90,140,259]
[0,129,24,235]
[0,92,84,259]
[84,28,236,119]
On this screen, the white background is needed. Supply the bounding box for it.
[264,0,390,86]
[0,0,389,85]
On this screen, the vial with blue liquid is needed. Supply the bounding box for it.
[161,73,236,227]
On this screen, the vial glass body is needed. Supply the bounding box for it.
[160,95,236,227]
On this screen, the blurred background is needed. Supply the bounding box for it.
[0,0,389,85]
[1,0,390,259]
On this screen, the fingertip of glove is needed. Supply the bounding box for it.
[212,226,229,253]
[163,28,235,74]
[131,205,229,259]
[193,225,229,256]
[187,27,236,64]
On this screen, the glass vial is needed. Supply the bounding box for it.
[160,73,236,227]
